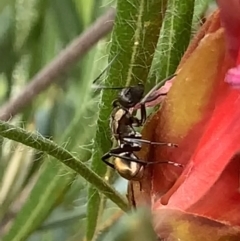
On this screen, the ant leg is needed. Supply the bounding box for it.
[109,153,148,166]
[110,153,183,168]
[112,99,119,107]
[130,106,146,127]
[123,137,177,147]
[101,145,141,169]
[101,152,115,169]
[139,103,147,125]
[92,53,119,84]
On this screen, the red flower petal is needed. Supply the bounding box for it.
[151,1,240,238]
[155,87,240,225]
[150,28,226,203]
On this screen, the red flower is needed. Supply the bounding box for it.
[130,2,240,240]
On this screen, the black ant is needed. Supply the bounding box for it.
[93,57,183,180]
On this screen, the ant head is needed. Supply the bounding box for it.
[118,82,144,108]
[114,153,144,180]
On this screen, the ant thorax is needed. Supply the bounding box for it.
[110,106,135,141]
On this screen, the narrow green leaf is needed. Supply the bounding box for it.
[74,0,94,26]
[83,45,109,241]
[50,0,83,43]
[0,0,15,13]
[192,0,211,31]
[18,0,61,183]
[98,209,157,241]
[152,0,195,82]
[0,6,19,99]
[27,0,49,78]
[37,209,86,231]
[87,0,168,240]
[2,162,74,241]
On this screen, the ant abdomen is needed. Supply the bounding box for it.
[113,153,144,181]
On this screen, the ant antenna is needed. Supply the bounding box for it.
[140,73,177,105]
[92,53,119,85]
[96,86,125,90]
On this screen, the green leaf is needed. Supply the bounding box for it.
[25,0,49,78]
[152,0,195,82]
[87,0,168,240]
[2,162,74,241]
[97,208,158,241]
[192,0,211,31]
[37,208,86,231]
[0,0,15,13]
[50,0,83,43]
[74,0,94,26]
[0,6,19,99]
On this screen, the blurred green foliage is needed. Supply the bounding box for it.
[0,0,213,240]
